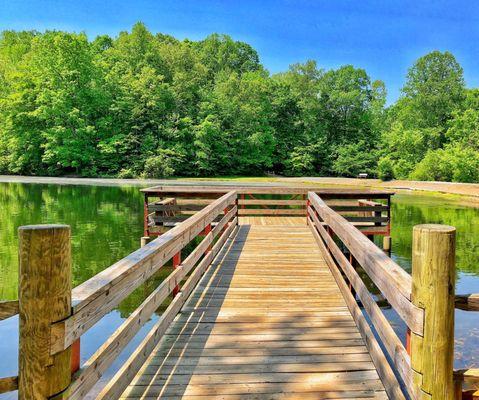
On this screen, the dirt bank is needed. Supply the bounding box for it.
[284,177,479,198]
[2,175,479,199]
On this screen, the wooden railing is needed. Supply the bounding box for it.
[454,291,479,399]
[307,191,479,400]
[142,185,392,238]
[1,187,477,399]
[0,191,238,399]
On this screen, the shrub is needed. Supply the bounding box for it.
[377,157,394,181]
[142,149,186,178]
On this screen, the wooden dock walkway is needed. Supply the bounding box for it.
[121,223,387,399]
[2,186,478,400]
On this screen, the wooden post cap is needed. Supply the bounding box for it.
[413,224,455,234]
[19,224,70,230]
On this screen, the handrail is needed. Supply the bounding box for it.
[454,369,479,399]
[0,376,18,394]
[8,191,238,399]
[97,217,237,400]
[65,191,237,398]
[0,300,18,321]
[66,206,238,399]
[308,192,424,335]
[50,191,237,354]
[308,191,471,400]
[143,187,393,237]
[307,192,412,399]
[456,293,479,311]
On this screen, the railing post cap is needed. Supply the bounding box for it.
[413,224,455,234]
[18,224,70,232]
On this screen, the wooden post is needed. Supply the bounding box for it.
[140,236,151,247]
[348,253,356,298]
[18,224,72,400]
[306,199,311,225]
[200,224,213,252]
[383,236,391,255]
[143,194,149,237]
[172,252,181,297]
[70,339,81,374]
[411,224,456,400]
[223,208,228,233]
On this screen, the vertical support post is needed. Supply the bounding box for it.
[240,193,245,209]
[383,235,391,256]
[411,224,456,400]
[374,203,381,227]
[348,253,356,298]
[223,207,228,233]
[143,194,149,237]
[172,251,181,297]
[386,195,391,236]
[203,224,212,252]
[140,236,151,247]
[306,198,310,224]
[18,224,72,400]
[71,339,81,374]
[406,327,411,354]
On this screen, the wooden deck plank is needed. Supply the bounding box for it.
[121,222,390,399]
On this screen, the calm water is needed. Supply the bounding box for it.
[0,183,477,397]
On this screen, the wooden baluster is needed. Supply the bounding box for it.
[143,194,149,237]
[71,339,81,374]
[383,235,391,256]
[204,224,212,252]
[223,208,228,233]
[406,327,411,355]
[18,224,73,400]
[410,224,456,400]
[306,199,311,225]
[348,253,356,298]
[172,251,181,297]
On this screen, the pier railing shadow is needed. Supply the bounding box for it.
[130,224,250,399]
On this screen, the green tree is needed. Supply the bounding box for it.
[401,51,465,129]
[0,31,109,175]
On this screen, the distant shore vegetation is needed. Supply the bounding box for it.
[1,23,478,182]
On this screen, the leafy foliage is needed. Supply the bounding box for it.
[0,25,478,182]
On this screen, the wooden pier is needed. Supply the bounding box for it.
[0,185,478,399]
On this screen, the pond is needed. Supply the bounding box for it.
[0,183,477,398]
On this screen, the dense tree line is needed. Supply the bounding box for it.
[0,23,477,181]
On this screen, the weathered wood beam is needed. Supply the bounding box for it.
[0,376,18,394]
[0,300,19,321]
[455,293,479,311]
[50,191,236,355]
[308,192,423,335]
[308,217,406,400]
[308,209,414,397]
[96,221,239,400]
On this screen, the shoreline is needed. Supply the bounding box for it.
[2,175,479,201]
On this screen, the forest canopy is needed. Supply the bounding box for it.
[0,23,477,182]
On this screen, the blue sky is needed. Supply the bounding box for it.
[1,0,478,103]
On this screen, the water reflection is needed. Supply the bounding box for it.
[385,193,479,369]
[0,182,170,396]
